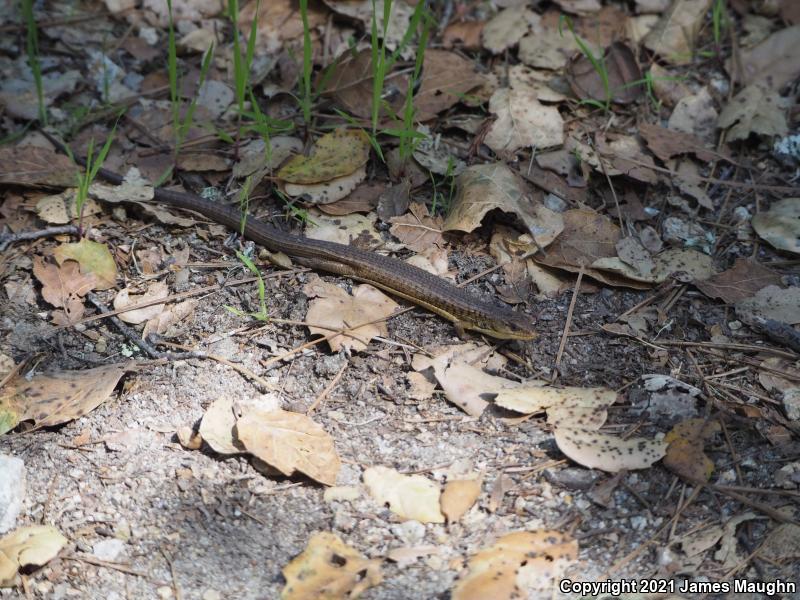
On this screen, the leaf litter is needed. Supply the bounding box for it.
[2,0,800,596]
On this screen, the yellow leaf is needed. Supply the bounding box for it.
[0,525,67,587]
[277,129,371,184]
[53,239,118,290]
[363,466,444,523]
[441,479,482,523]
[452,530,578,600]
[235,409,341,486]
[281,532,381,600]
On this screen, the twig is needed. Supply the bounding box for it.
[64,554,154,579]
[0,225,80,252]
[307,359,348,414]
[657,340,798,360]
[553,266,584,378]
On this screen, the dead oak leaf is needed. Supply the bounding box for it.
[235,409,340,486]
[0,364,127,434]
[0,146,78,188]
[484,87,564,155]
[113,281,169,325]
[452,530,578,600]
[363,466,445,523]
[53,239,117,291]
[447,163,563,248]
[553,427,667,472]
[32,257,96,324]
[304,276,399,352]
[414,50,485,120]
[638,122,721,163]
[389,202,445,252]
[281,532,382,600]
[695,258,783,304]
[0,525,68,587]
[277,129,371,185]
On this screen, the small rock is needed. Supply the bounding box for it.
[323,486,360,502]
[782,388,800,421]
[775,463,800,489]
[92,538,126,562]
[630,515,648,530]
[156,586,173,599]
[0,454,26,533]
[543,467,598,490]
[202,591,221,600]
[391,520,426,545]
[543,193,567,213]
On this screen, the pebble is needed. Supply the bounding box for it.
[92,538,126,562]
[0,454,26,533]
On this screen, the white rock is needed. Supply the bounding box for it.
[92,538,126,562]
[0,454,26,533]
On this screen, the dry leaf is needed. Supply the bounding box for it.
[434,361,518,417]
[695,258,783,304]
[441,478,482,523]
[0,364,126,434]
[729,25,800,91]
[284,165,367,204]
[389,202,446,252]
[305,211,383,249]
[53,239,117,291]
[238,0,326,54]
[414,50,485,121]
[363,466,444,523]
[0,146,78,188]
[667,87,718,144]
[482,5,539,54]
[718,84,788,141]
[591,247,717,284]
[304,277,399,352]
[281,532,382,600]
[664,418,720,482]
[533,209,654,288]
[452,530,578,600]
[0,525,67,587]
[447,163,563,248]
[751,198,800,254]
[567,42,643,104]
[142,298,197,338]
[443,20,484,50]
[113,281,169,325]
[638,122,720,163]
[321,48,408,120]
[496,386,617,430]
[484,87,564,155]
[643,0,713,65]
[553,427,667,472]
[235,409,341,486]
[32,257,95,324]
[277,129,371,185]
[198,397,243,455]
[519,26,596,70]
[736,285,800,325]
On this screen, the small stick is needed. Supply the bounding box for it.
[553,265,584,379]
[307,360,348,414]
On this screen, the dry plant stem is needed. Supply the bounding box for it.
[710,485,798,525]
[719,415,744,485]
[0,225,80,251]
[161,341,277,392]
[306,360,348,415]
[598,157,624,231]
[553,266,584,378]
[658,340,798,360]
[64,554,154,579]
[621,157,799,193]
[605,485,701,577]
[715,484,800,499]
